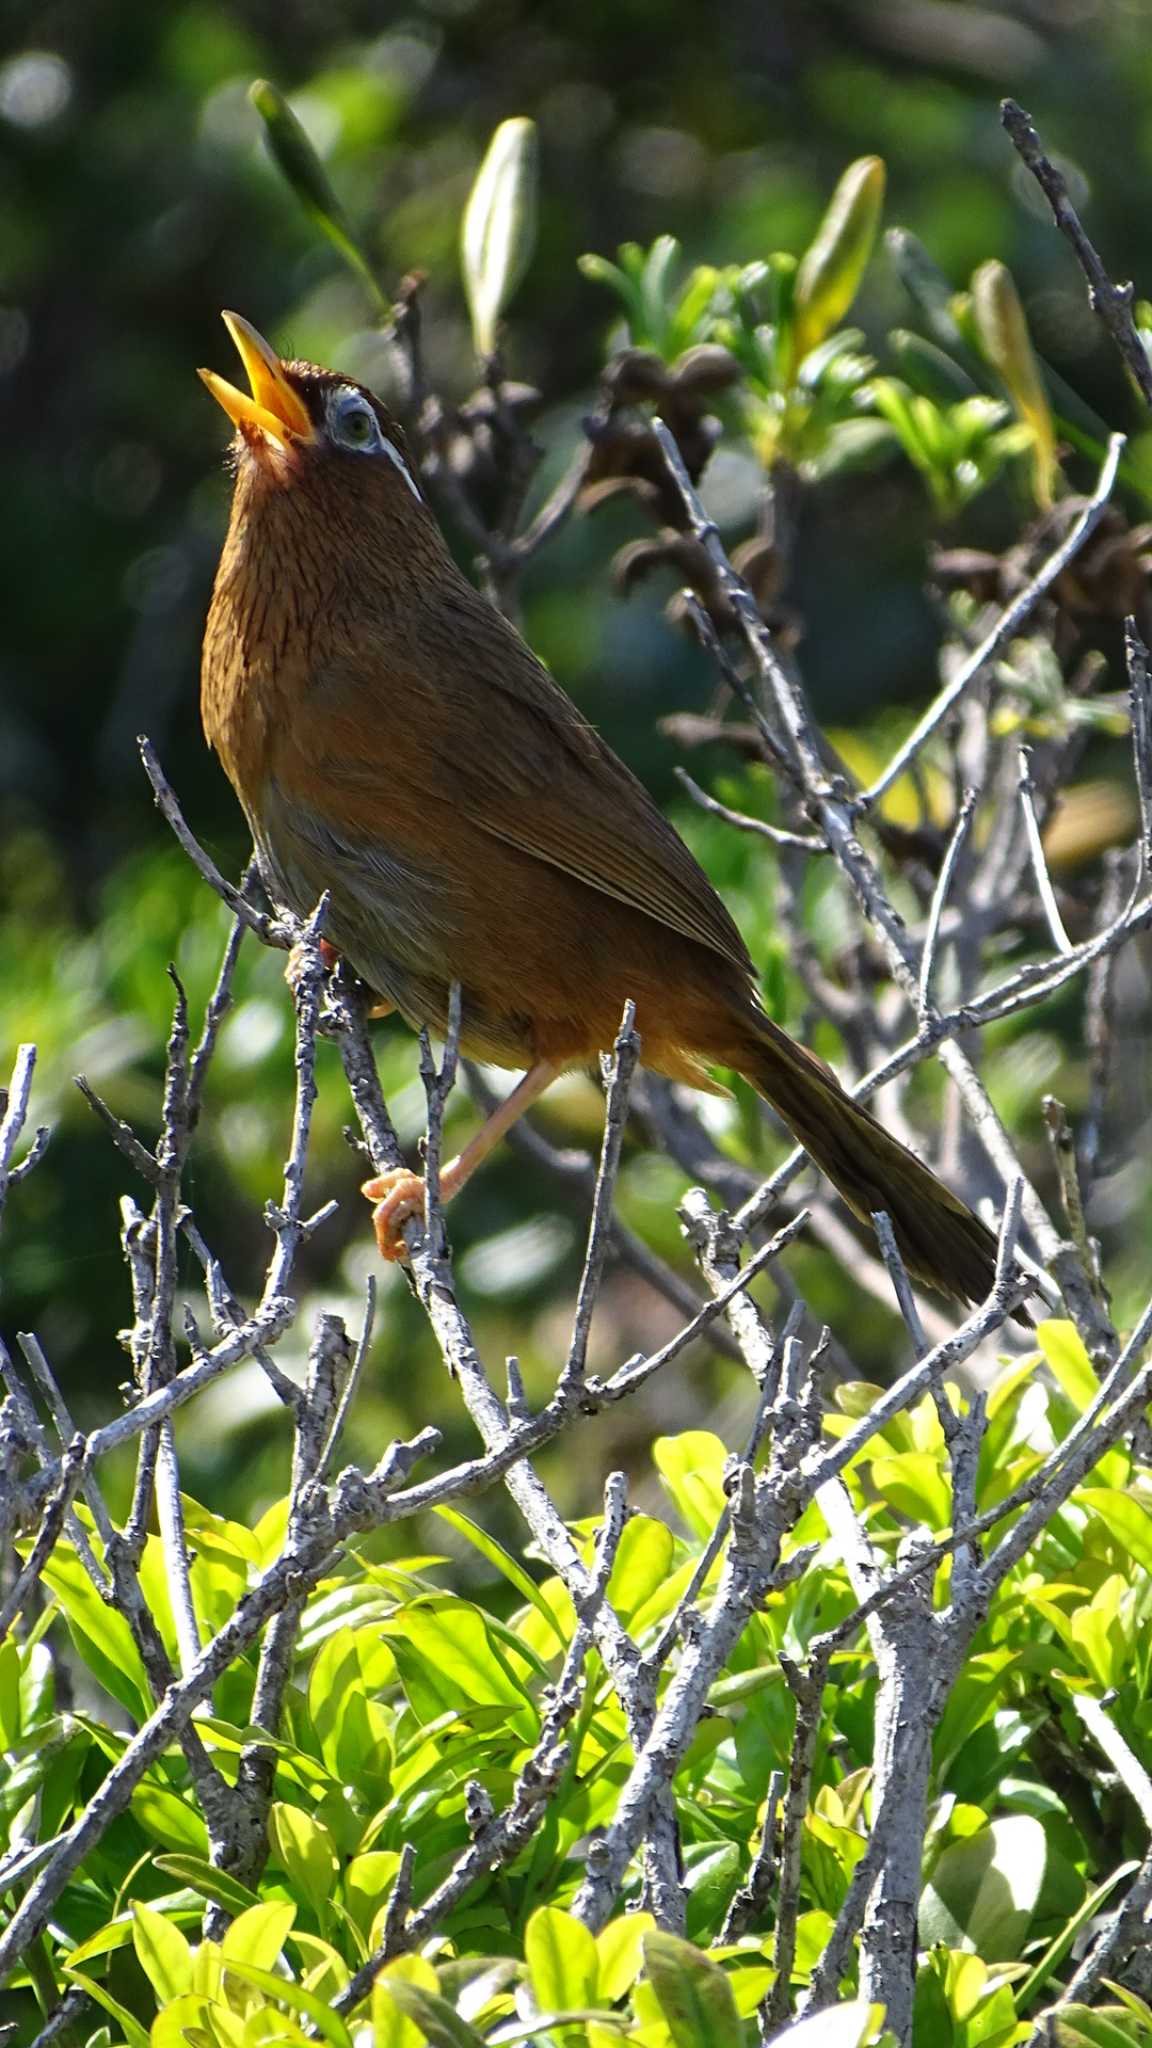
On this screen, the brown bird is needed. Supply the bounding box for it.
[199,311,1006,1307]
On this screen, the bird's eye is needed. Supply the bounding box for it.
[329,391,382,453]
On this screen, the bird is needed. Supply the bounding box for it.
[198,310,1010,1310]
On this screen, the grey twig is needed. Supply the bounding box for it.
[871,1209,930,1355]
[560,1002,638,1401]
[1001,100,1152,410]
[720,1768,782,1944]
[0,1046,49,1227]
[596,1212,808,1407]
[0,1433,86,1643]
[1073,1693,1152,1830]
[420,979,462,1257]
[1030,1845,1152,2032]
[73,1075,159,1183]
[762,1646,831,2030]
[1018,748,1073,955]
[676,769,828,853]
[138,735,289,946]
[863,434,1126,804]
[917,789,977,1014]
[1042,1097,1103,1307]
[1126,619,1152,874]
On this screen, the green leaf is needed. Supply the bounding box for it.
[604,1515,676,1627]
[248,79,387,313]
[307,1625,394,1795]
[682,1841,741,1944]
[220,1900,297,1969]
[461,116,538,356]
[61,1970,151,2048]
[131,1782,210,1855]
[153,1854,261,1917]
[383,1980,489,2048]
[434,1507,567,1651]
[344,1850,402,1939]
[596,1913,656,2001]
[150,1994,216,2048]
[1037,1320,1097,1410]
[40,1545,152,1722]
[525,1905,599,2018]
[793,157,886,363]
[268,1802,339,1922]
[132,1900,193,2001]
[371,1954,441,2048]
[217,1959,353,2047]
[379,1597,538,1739]
[869,1450,951,1528]
[971,259,1057,508]
[0,1635,21,1747]
[1016,1862,1138,2013]
[888,330,979,404]
[1080,1490,1152,1576]
[641,1930,743,2048]
[919,1815,1047,1961]
[653,1433,728,1542]
[1051,2010,1152,2047]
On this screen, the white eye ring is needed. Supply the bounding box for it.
[328,389,383,452]
[325,385,422,499]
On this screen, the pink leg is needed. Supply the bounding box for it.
[362,1060,563,1261]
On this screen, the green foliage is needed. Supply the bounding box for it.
[5,1329,1151,2040]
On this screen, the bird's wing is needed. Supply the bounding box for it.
[436,574,756,970]
[276,570,755,975]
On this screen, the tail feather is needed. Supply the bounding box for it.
[737,1015,1010,1311]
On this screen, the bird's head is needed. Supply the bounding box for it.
[199,310,423,507]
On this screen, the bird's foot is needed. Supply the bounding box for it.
[285,935,340,994]
[361,1167,429,1262]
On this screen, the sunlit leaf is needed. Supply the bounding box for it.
[461,116,538,356]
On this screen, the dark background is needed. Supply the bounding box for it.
[2,0,1148,1514]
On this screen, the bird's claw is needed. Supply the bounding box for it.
[362,1167,426,1261]
[285,935,340,995]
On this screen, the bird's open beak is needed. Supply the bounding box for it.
[198,311,315,448]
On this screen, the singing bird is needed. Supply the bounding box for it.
[199,311,1005,1305]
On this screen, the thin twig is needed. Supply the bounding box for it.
[863,434,1125,804]
[1001,100,1152,410]
[559,1004,640,1401]
[1018,748,1073,955]
[918,789,977,1014]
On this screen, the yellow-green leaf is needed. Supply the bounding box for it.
[132,1901,193,2002]
[971,259,1057,508]
[596,1913,656,2001]
[220,1901,297,1970]
[461,117,538,356]
[642,1931,743,2048]
[793,156,886,363]
[371,1953,440,2048]
[268,1802,339,1921]
[1037,1319,1097,1409]
[526,1905,600,2017]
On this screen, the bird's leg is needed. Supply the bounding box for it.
[362,1058,563,1261]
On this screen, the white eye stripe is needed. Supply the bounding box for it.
[379,434,422,501]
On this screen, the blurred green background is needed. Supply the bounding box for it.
[2,0,1150,1517]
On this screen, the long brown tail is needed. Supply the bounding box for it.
[736,1013,1005,1309]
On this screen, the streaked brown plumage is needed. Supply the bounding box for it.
[200,311,1007,1307]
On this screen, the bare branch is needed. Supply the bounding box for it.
[1001,100,1152,410]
